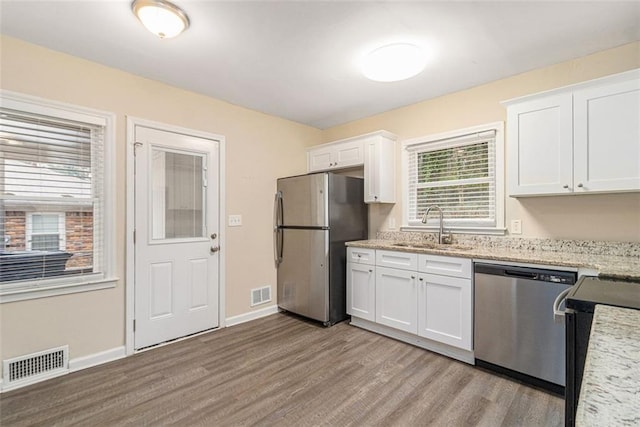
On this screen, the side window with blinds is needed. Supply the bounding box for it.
[0,103,105,285]
[404,124,504,232]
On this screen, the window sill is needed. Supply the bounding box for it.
[401,225,507,236]
[0,276,119,303]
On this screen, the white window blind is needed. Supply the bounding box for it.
[406,129,497,228]
[0,107,105,284]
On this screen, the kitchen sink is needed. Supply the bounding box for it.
[391,242,472,251]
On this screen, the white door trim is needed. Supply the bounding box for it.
[125,117,226,356]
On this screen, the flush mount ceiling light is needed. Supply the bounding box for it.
[132,0,190,39]
[361,43,428,82]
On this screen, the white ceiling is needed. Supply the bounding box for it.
[1,1,639,129]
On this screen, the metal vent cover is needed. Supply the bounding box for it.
[3,345,69,389]
[251,286,271,306]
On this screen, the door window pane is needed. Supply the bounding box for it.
[151,149,205,239]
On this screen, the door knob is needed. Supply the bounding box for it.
[210,233,217,239]
[210,246,220,253]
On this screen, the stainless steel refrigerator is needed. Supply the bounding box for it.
[274,172,368,325]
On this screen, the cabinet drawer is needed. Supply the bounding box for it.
[418,254,471,279]
[347,247,375,265]
[376,250,418,271]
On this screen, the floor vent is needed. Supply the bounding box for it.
[3,345,69,390]
[251,286,272,306]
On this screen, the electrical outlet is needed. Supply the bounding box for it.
[511,219,522,235]
[228,214,242,227]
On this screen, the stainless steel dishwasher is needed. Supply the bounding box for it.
[474,263,577,393]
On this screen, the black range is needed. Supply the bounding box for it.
[564,276,640,427]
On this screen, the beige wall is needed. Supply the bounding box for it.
[1,35,639,377]
[0,36,321,367]
[323,42,640,242]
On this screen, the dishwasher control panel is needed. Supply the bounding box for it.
[538,274,574,284]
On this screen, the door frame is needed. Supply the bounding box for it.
[125,116,226,356]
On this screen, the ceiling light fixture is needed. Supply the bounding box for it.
[132,0,190,39]
[361,43,428,82]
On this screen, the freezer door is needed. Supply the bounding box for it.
[277,173,328,227]
[277,228,329,322]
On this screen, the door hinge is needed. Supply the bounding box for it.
[133,230,136,244]
[133,319,136,332]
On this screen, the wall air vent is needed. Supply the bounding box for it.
[251,286,272,307]
[3,345,69,391]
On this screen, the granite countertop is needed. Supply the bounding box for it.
[346,238,640,280]
[576,305,640,426]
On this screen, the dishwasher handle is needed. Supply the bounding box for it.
[504,270,538,280]
[553,287,572,323]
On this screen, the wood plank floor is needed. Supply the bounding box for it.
[0,313,563,426]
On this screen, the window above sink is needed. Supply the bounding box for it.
[401,122,506,236]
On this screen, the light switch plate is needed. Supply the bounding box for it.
[511,219,522,235]
[228,214,242,227]
[388,217,396,230]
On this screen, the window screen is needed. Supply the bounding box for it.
[406,130,497,228]
[0,107,104,283]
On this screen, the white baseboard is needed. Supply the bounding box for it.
[68,346,126,372]
[226,304,279,327]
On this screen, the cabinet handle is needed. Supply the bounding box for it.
[563,184,570,189]
[419,277,423,281]
[577,183,584,188]
[369,269,373,273]
[335,162,338,166]
[357,254,361,258]
[411,275,415,279]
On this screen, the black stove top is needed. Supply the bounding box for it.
[566,276,640,313]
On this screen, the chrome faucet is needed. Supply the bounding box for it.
[421,205,451,244]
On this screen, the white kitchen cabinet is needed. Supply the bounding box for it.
[375,266,418,334]
[346,247,376,321]
[505,69,640,197]
[364,134,396,203]
[573,78,640,193]
[346,262,375,322]
[307,139,364,172]
[307,131,397,203]
[417,273,472,350]
[506,93,573,196]
[417,253,472,279]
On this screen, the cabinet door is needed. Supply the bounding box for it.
[375,267,417,334]
[308,146,334,172]
[417,273,472,350]
[507,93,573,196]
[334,140,364,169]
[364,137,396,203]
[574,78,640,193]
[346,262,375,321]
[347,247,375,265]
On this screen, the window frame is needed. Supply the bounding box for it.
[0,90,117,303]
[26,212,66,251]
[401,122,506,235]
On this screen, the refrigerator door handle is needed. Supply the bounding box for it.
[273,191,283,265]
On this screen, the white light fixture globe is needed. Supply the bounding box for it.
[361,43,428,82]
[132,0,189,39]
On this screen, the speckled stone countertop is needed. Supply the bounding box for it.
[576,305,640,426]
[346,232,640,280]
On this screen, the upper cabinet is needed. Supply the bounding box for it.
[307,139,364,171]
[307,131,397,203]
[504,69,640,197]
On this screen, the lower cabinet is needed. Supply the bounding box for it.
[417,273,472,351]
[346,262,375,322]
[375,267,418,334]
[347,247,474,360]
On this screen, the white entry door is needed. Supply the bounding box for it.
[134,125,220,349]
